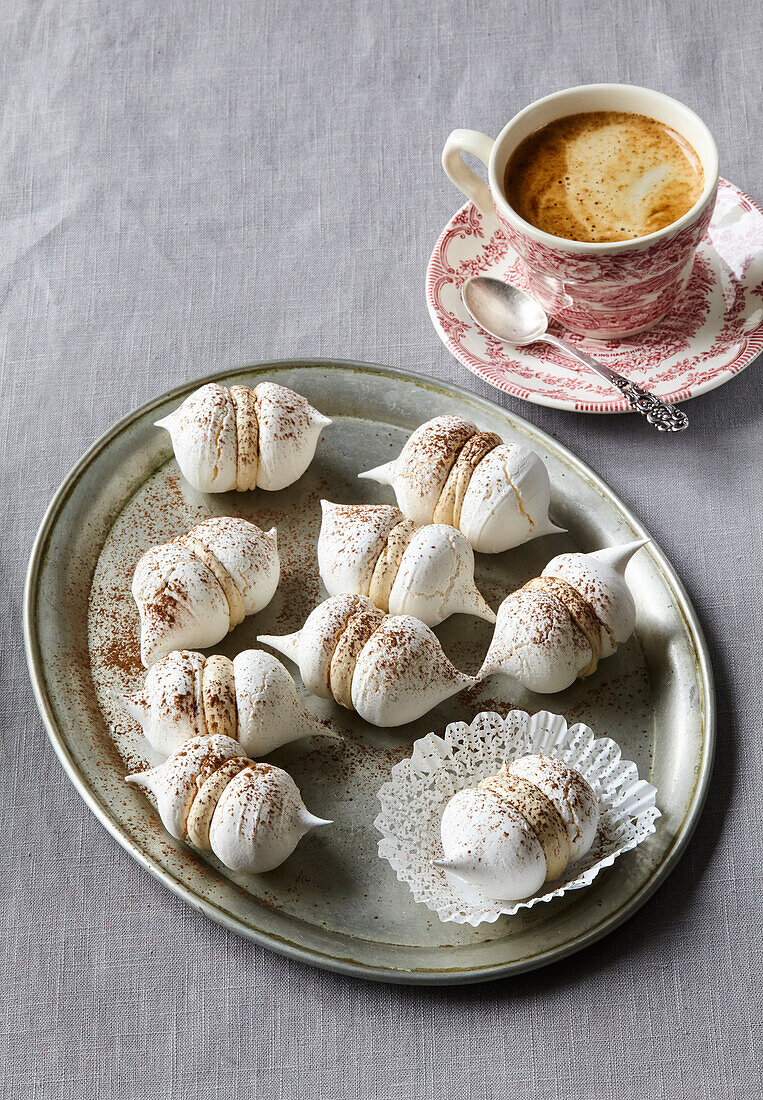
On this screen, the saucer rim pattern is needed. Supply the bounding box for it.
[426,179,763,414]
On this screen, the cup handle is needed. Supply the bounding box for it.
[442,129,497,223]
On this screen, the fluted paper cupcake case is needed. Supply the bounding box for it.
[374,709,660,926]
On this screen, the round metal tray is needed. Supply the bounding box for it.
[24,360,715,984]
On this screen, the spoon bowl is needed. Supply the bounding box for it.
[462,277,549,345]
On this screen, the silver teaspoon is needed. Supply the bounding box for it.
[462,276,688,432]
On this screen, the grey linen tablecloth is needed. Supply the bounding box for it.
[2,1,761,1096]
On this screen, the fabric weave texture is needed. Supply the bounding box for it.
[1,1,761,1097]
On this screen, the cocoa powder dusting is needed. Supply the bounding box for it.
[79,398,655,945]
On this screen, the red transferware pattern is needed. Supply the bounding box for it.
[426,180,763,414]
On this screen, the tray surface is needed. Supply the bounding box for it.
[24,360,714,984]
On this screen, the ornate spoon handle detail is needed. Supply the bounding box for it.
[542,333,689,432]
[609,377,689,431]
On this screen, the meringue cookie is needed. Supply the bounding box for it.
[435,755,599,900]
[132,517,279,667]
[155,381,331,493]
[119,649,332,757]
[317,501,495,626]
[126,734,330,873]
[479,540,646,693]
[258,594,477,727]
[359,416,563,553]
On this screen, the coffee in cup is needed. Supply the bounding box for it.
[503,110,704,244]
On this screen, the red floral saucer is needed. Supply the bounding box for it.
[426,180,763,413]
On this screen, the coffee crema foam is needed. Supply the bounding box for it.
[505,111,704,243]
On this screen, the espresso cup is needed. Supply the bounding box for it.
[443,84,719,338]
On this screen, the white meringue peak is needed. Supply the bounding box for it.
[125,734,331,874]
[435,755,599,901]
[479,540,646,693]
[258,594,476,728]
[119,648,333,757]
[132,517,279,667]
[359,416,562,553]
[317,501,495,627]
[155,381,331,494]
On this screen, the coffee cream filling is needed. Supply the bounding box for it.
[367,520,416,611]
[523,575,604,677]
[432,431,502,528]
[186,657,209,740]
[185,758,252,849]
[328,606,386,709]
[229,385,260,492]
[201,654,238,740]
[179,534,246,628]
[415,419,480,511]
[206,389,237,486]
[479,763,571,881]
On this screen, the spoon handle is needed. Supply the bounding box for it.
[542,333,689,432]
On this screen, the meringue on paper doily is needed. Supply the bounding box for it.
[374,709,660,926]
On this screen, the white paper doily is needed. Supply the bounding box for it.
[374,710,660,926]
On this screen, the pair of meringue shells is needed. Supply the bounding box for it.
[258,593,476,727]
[126,734,330,874]
[317,501,495,627]
[359,414,563,554]
[156,381,330,494]
[480,540,645,693]
[120,648,334,757]
[132,516,279,667]
[437,754,599,901]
